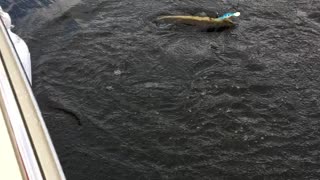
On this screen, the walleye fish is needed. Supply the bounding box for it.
[157,12,240,29]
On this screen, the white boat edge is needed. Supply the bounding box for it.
[0,8,66,180]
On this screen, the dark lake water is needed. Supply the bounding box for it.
[2,0,320,179]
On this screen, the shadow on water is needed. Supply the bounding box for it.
[1,0,82,35]
[1,0,54,20]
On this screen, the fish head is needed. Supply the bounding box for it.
[221,18,235,27]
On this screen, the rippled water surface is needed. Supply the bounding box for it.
[3,0,320,179]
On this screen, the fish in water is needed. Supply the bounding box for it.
[157,12,240,31]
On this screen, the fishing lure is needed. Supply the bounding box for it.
[217,12,241,20]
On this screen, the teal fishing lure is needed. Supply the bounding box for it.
[218,12,241,20]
